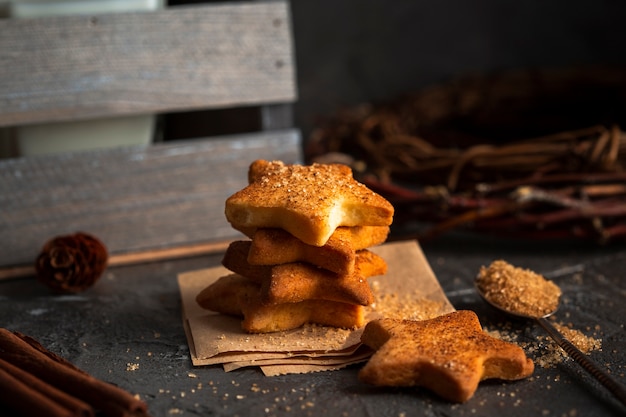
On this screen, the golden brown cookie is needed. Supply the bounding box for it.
[245,226,389,275]
[195,273,255,316]
[222,241,387,305]
[225,160,394,246]
[358,310,534,403]
[195,274,365,333]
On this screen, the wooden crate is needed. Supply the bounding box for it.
[0,1,301,270]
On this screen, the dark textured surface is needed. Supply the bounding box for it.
[1,235,625,417]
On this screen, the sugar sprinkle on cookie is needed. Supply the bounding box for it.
[225,160,394,247]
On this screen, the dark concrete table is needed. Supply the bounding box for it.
[2,235,625,417]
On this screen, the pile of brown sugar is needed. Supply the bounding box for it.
[476,260,562,318]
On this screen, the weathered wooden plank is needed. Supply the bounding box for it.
[0,1,297,127]
[261,103,294,131]
[0,129,302,267]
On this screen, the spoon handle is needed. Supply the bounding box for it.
[536,317,626,406]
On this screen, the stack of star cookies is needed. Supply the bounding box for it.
[196,160,394,333]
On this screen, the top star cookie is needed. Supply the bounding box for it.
[225,160,394,246]
[358,310,534,403]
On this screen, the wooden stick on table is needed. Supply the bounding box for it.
[0,240,231,282]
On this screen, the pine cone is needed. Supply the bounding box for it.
[35,232,109,293]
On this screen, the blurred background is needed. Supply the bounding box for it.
[290,0,626,141]
[3,0,626,153]
[3,0,626,244]
[167,0,626,147]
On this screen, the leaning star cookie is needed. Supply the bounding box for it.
[225,160,394,246]
[195,274,365,333]
[358,310,534,403]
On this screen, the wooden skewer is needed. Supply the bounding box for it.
[0,266,35,282]
[0,240,231,282]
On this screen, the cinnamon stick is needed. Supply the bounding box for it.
[0,366,75,417]
[0,329,150,417]
[0,358,92,417]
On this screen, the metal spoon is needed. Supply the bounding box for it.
[474,280,626,407]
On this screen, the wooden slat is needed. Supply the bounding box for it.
[261,103,294,131]
[0,1,296,127]
[0,129,302,267]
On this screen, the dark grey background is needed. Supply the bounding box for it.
[290,0,626,140]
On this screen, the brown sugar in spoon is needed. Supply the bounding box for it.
[474,260,626,407]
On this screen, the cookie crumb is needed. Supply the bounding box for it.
[126,363,139,371]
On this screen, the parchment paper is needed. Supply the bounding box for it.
[178,240,454,375]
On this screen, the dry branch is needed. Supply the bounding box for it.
[307,67,626,243]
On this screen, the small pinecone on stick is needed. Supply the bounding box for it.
[35,232,109,293]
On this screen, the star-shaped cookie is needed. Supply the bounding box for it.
[196,274,365,333]
[225,160,394,246]
[246,226,390,275]
[221,241,387,306]
[358,310,534,403]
